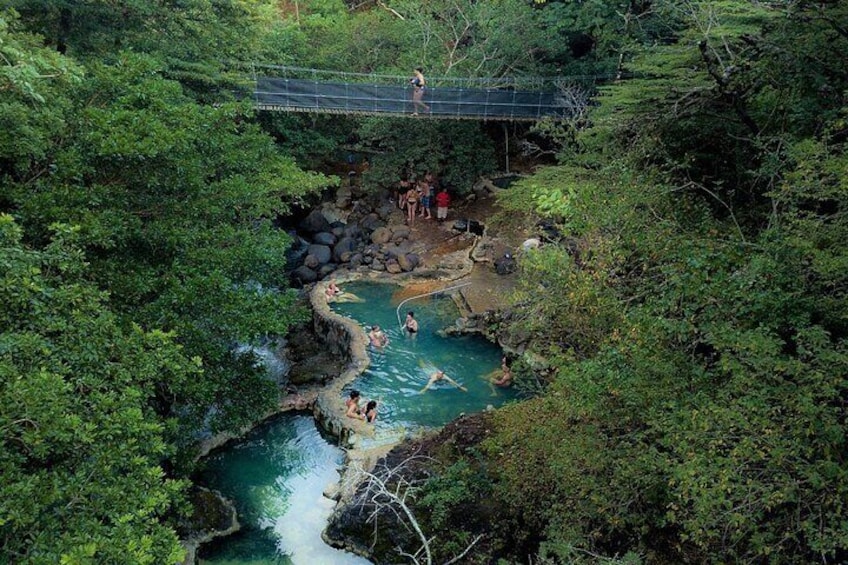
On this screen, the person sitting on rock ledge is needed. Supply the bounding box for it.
[325,278,342,299]
[345,389,365,420]
[491,356,513,387]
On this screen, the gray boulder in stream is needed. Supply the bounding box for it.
[299,210,331,234]
[312,232,337,246]
[291,266,318,285]
[307,244,332,265]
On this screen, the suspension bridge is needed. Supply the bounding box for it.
[247,65,592,121]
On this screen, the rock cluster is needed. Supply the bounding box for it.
[288,195,422,285]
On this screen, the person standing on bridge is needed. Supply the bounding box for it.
[409,67,430,115]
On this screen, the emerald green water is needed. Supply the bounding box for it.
[332,281,518,443]
[198,281,515,563]
[196,414,370,565]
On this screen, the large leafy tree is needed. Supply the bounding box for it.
[6,0,279,92]
[0,215,196,564]
[4,51,331,439]
[2,6,332,440]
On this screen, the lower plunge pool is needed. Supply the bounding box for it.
[196,414,371,565]
[197,280,516,563]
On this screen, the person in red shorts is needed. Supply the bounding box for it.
[435,187,451,222]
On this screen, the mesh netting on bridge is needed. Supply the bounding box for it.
[248,65,592,121]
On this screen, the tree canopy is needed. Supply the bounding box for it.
[3,0,848,563]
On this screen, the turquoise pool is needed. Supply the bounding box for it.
[331,280,518,440]
[197,280,515,563]
[196,414,370,565]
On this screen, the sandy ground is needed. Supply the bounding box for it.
[392,190,525,314]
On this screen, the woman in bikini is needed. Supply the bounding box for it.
[405,311,419,335]
[405,185,419,224]
[409,67,429,115]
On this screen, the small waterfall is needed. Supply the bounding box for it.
[235,339,292,385]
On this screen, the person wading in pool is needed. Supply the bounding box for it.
[405,311,419,335]
[369,325,389,349]
[364,400,378,423]
[420,370,467,393]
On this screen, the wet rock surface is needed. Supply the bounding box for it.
[179,487,239,565]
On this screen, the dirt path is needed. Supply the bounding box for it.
[393,191,525,314]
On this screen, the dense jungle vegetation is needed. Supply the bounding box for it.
[1,1,846,564]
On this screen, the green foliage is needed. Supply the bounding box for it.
[3,48,331,437]
[8,0,280,96]
[419,2,848,563]
[355,117,497,194]
[0,215,193,564]
[0,12,82,177]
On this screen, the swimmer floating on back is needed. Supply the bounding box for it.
[420,369,467,393]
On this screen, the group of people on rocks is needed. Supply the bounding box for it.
[345,389,378,423]
[397,172,451,225]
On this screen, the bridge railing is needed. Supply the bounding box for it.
[243,63,563,91]
[253,77,576,120]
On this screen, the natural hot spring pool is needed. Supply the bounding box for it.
[331,280,519,444]
[197,280,516,563]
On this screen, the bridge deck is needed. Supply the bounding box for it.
[254,77,569,121]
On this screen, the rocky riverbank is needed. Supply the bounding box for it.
[187,182,531,564]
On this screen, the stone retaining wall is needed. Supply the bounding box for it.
[310,276,376,446]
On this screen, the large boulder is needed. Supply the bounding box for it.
[383,243,410,260]
[318,264,337,277]
[494,253,516,275]
[312,232,337,246]
[360,213,384,233]
[291,266,318,285]
[397,253,416,272]
[303,254,320,269]
[285,233,310,266]
[371,227,392,245]
[333,237,357,262]
[376,203,395,220]
[299,210,331,234]
[335,186,353,209]
[385,261,403,274]
[343,224,362,239]
[390,225,411,239]
[307,244,332,265]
